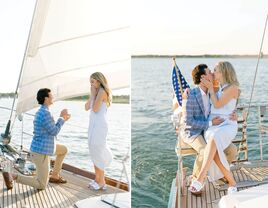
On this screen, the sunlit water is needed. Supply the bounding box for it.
[0,99,130,183]
[132,57,268,207]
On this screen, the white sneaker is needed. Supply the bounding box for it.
[227,186,237,194]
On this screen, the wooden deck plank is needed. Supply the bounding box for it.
[0,169,123,207]
[187,183,191,208]
[25,185,35,208]
[50,184,73,208]
[204,178,212,208]
[48,184,65,208]
[30,189,40,208]
[53,185,79,205]
[181,162,268,208]
[196,193,202,208]
[35,190,45,208]
[15,182,23,208]
[44,187,56,208]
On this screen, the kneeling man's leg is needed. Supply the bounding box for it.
[53,144,68,175]
[17,153,49,189]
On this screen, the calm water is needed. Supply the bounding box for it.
[0,99,130,182]
[131,57,268,207]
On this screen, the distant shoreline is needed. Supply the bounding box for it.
[66,95,129,104]
[132,54,268,58]
[0,93,129,104]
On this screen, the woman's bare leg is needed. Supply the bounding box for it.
[94,165,99,182]
[94,165,105,185]
[196,139,217,184]
[213,152,236,186]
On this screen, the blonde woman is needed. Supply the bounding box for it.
[85,72,113,190]
[189,62,239,195]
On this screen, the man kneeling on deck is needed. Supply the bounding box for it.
[3,88,70,190]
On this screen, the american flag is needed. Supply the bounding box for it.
[172,64,190,106]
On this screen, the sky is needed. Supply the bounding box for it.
[1,0,268,92]
[131,0,268,55]
[0,0,35,93]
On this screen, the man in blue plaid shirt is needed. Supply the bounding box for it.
[4,88,71,190]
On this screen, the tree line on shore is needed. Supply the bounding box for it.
[0,93,129,104]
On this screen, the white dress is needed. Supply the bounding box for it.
[204,89,238,181]
[88,102,113,171]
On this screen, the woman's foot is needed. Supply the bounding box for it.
[88,181,107,190]
[89,180,96,186]
[189,180,204,196]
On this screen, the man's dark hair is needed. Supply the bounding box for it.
[37,88,51,105]
[192,64,208,85]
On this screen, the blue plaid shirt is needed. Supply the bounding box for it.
[30,105,65,155]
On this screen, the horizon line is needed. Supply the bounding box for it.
[132,54,268,57]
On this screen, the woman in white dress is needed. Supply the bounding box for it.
[85,72,113,190]
[189,61,240,195]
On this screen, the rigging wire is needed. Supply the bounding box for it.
[246,13,268,122]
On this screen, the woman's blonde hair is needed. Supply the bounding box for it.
[90,72,112,106]
[215,61,239,86]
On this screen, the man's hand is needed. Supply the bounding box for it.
[229,111,238,121]
[182,88,190,99]
[60,109,71,121]
[212,116,224,126]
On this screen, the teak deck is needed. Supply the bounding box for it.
[0,168,124,208]
[180,161,268,208]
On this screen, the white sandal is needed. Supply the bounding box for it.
[89,181,107,190]
[227,186,237,194]
[189,180,204,196]
[88,180,96,187]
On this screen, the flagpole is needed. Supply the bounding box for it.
[173,57,182,208]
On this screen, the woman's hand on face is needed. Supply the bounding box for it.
[201,78,213,91]
[90,85,97,97]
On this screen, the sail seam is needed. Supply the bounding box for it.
[38,26,129,49]
[20,58,129,87]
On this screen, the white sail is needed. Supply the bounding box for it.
[16,0,130,114]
